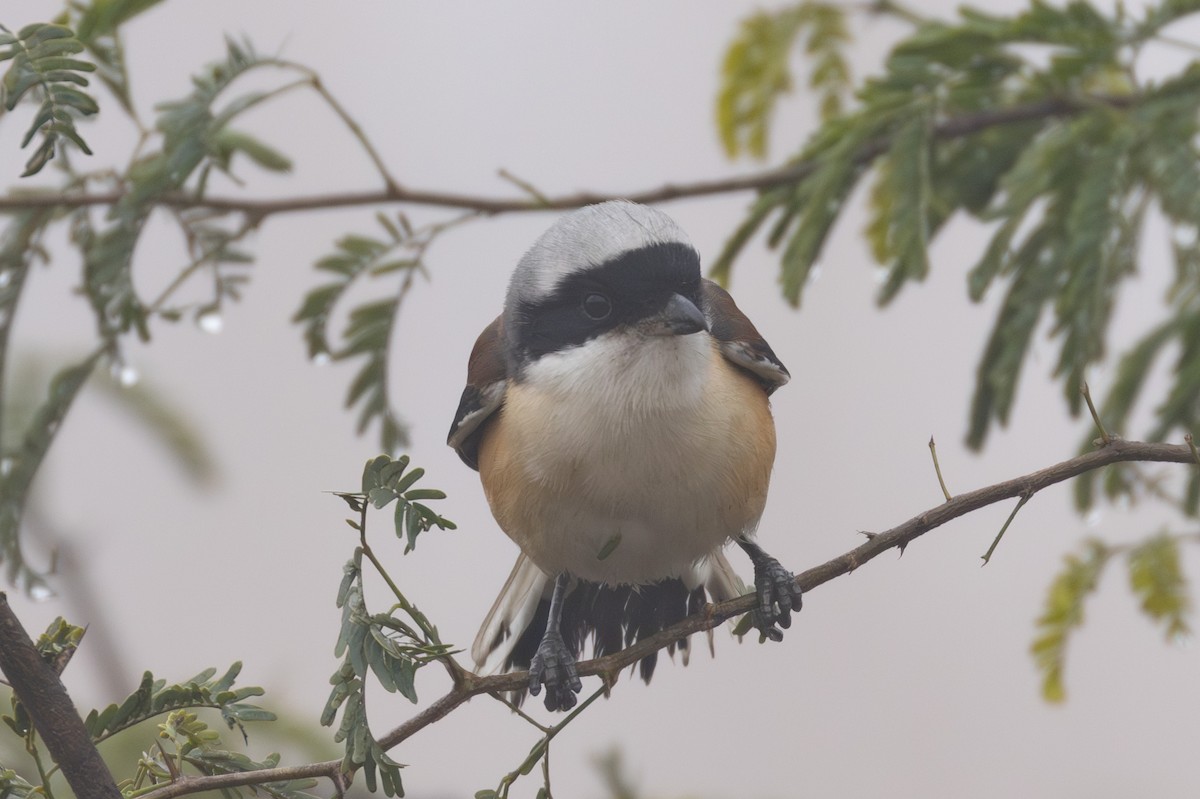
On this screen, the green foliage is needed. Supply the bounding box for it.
[1,617,85,743]
[59,0,167,113]
[0,22,97,176]
[323,455,457,797]
[0,355,97,594]
[123,709,319,798]
[0,768,36,797]
[718,0,1200,453]
[1127,533,1191,639]
[82,662,275,745]
[717,2,851,159]
[1031,539,1111,702]
[1032,532,1197,702]
[80,36,278,342]
[295,214,451,453]
[356,453,457,552]
[1,621,302,797]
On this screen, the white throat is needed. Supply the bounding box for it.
[521,330,712,418]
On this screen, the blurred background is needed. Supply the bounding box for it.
[3,1,1199,797]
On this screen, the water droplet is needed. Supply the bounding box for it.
[197,311,224,334]
[29,584,54,602]
[311,352,331,366]
[1084,508,1103,528]
[873,267,889,285]
[1,458,14,477]
[806,265,823,286]
[1172,630,1192,650]
[0,271,13,288]
[1173,225,1199,249]
[118,364,139,387]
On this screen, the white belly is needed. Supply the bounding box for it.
[479,331,775,584]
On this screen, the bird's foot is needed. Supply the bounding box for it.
[528,630,582,712]
[750,554,803,642]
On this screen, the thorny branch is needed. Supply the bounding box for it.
[0,96,1131,220]
[134,437,1198,798]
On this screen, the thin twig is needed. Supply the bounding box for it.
[981,492,1032,565]
[135,438,1199,799]
[1081,381,1111,445]
[928,436,952,501]
[0,96,1134,219]
[497,169,551,205]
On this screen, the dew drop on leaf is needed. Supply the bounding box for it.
[110,361,139,387]
[312,352,331,366]
[29,584,53,602]
[197,311,224,334]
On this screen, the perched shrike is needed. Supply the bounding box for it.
[448,201,800,711]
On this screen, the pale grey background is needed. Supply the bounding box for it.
[4,2,1199,797]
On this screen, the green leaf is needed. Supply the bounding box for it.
[966,224,1059,450]
[717,2,851,159]
[868,105,933,304]
[211,128,293,173]
[0,22,98,175]
[82,662,272,743]
[1030,539,1111,703]
[294,226,416,450]
[368,486,395,509]
[1128,533,1191,639]
[0,356,97,590]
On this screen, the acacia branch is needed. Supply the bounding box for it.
[138,437,1194,799]
[0,96,1127,220]
[0,594,121,799]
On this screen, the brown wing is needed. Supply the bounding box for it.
[447,314,508,470]
[702,279,790,395]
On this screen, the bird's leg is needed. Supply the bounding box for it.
[736,537,803,642]
[528,571,583,711]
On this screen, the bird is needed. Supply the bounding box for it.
[447,200,800,711]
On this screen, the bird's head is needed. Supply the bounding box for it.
[503,201,708,375]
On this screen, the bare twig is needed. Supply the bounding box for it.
[981,492,1032,565]
[928,436,952,501]
[136,437,1197,799]
[0,96,1132,219]
[1081,381,1111,445]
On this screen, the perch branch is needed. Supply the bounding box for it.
[137,437,1193,798]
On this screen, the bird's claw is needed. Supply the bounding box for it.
[528,630,582,712]
[751,556,802,641]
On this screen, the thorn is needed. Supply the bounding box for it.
[897,540,908,557]
[859,530,877,540]
[1187,433,1200,468]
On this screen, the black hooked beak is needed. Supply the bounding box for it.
[644,293,707,337]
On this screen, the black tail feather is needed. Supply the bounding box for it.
[502,577,708,703]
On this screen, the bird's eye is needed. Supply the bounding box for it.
[581,293,612,320]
